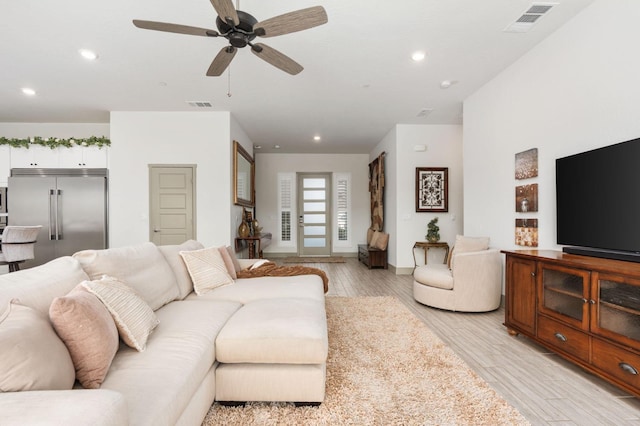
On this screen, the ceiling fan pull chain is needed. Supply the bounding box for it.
[227,66,232,97]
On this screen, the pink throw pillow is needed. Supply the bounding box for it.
[218,246,237,279]
[50,285,119,389]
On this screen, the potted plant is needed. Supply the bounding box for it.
[426,217,440,243]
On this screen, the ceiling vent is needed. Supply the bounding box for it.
[504,2,558,33]
[186,101,213,108]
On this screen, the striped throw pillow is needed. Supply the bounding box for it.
[180,247,234,295]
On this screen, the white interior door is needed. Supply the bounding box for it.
[149,165,196,245]
[297,173,331,256]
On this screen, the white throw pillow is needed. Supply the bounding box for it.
[450,235,490,269]
[82,276,159,352]
[180,247,234,295]
[250,259,270,270]
[454,235,490,253]
[0,300,75,391]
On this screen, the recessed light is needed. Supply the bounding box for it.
[440,80,458,89]
[411,51,426,62]
[79,49,98,60]
[21,88,36,96]
[274,145,281,149]
[254,145,262,149]
[313,136,321,142]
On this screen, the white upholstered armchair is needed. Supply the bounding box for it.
[413,236,502,312]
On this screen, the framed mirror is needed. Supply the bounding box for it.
[233,141,255,207]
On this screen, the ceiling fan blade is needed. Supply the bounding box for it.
[133,20,218,37]
[207,46,237,76]
[251,43,303,75]
[253,6,328,38]
[209,0,239,26]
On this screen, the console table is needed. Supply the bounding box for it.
[235,233,272,259]
[412,242,450,271]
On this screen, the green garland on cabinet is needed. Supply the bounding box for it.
[0,136,111,149]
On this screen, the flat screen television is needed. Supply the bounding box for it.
[556,137,640,262]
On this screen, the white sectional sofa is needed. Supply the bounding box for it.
[0,241,328,426]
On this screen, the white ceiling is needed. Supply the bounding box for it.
[1,0,594,153]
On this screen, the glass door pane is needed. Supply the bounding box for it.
[596,277,640,343]
[297,173,331,256]
[538,264,589,329]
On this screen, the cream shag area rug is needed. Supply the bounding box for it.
[203,296,529,425]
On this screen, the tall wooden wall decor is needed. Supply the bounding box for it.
[369,152,386,231]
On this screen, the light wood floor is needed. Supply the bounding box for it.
[298,257,640,425]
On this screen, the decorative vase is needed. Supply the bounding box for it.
[238,221,250,238]
[427,235,440,243]
[253,219,263,235]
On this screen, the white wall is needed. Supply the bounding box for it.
[109,111,232,248]
[371,125,464,272]
[0,123,110,139]
[254,153,370,255]
[464,0,640,254]
[396,125,463,268]
[230,116,254,244]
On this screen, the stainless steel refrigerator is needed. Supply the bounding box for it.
[8,168,108,268]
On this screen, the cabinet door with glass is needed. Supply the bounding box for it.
[592,273,640,347]
[538,262,590,330]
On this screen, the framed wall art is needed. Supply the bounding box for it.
[515,148,538,180]
[515,219,538,247]
[515,184,538,212]
[415,167,448,212]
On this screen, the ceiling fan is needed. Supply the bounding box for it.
[133,0,328,76]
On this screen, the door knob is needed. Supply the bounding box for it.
[153,228,161,233]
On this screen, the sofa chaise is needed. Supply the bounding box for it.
[0,240,328,425]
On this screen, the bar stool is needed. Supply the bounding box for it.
[0,226,42,272]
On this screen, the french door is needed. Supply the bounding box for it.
[297,173,331,256]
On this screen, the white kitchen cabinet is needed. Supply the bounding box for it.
[10,146,60,168]
[58,146,108,168]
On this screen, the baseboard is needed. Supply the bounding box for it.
[393,266,414,275]
[264,252,358,259]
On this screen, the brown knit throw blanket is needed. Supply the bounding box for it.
[236,262,329,293]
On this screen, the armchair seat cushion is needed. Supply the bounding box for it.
[413,264,453,290]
